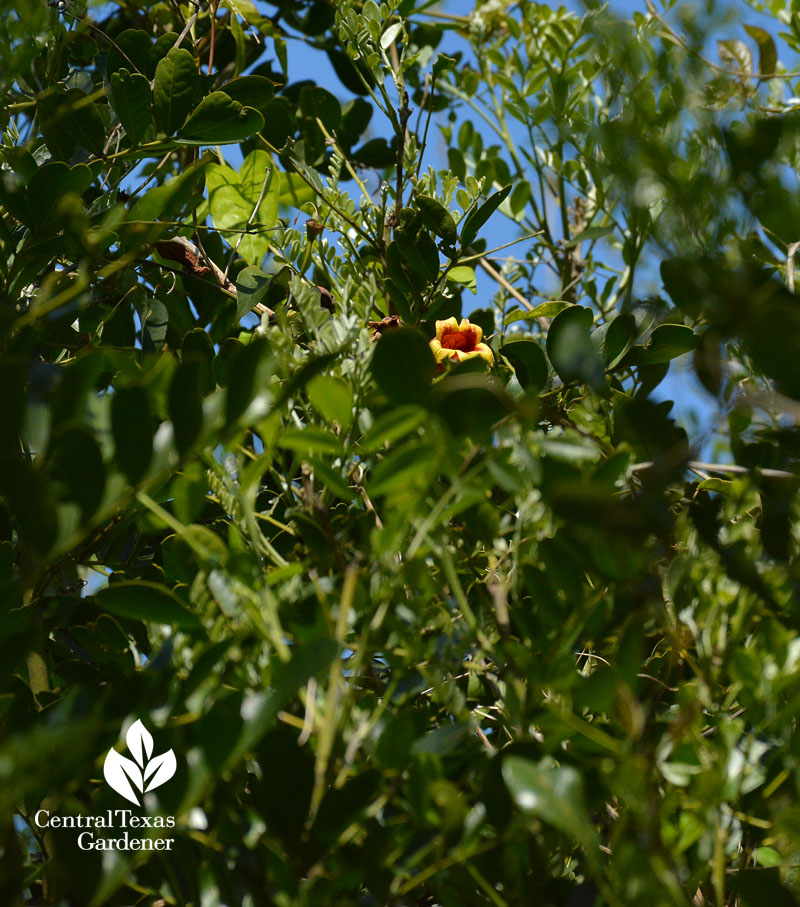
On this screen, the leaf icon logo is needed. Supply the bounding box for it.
[103,719,176,806]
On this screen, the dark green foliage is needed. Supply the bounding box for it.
[1,0,800,905]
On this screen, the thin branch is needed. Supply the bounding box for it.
[394,91,412,214]
[174,0,200,52]
[631,460,795,479]
[223,168,272,281]
[296,676,317,746]
[125,151,173,201]
[208,0,220,74]
[413,9,471,24]
[415,73,437,182]
[63,12,145,75]
[458,232,544,263]
[276,144,381,252]
[315,118,375,209]
[787,241,800,293]
[477,256,533,310]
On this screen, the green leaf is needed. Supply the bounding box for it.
[744,291,800,399]
[236,266,270,321]
[127,158,209,244]
[509,180,531,218]
[371,328,436,405]
[95,581,202,630]
[299,85,342,132]
[564,225,614,247]
[110,68,152,146]
[153,46,198,135]
[280,171,318,209]
[503,755,599,866]
[26,162,93,234]
[339,97,372,147]
[718,39,753,77]
[461,185,512,247]
[540,438,600,463]
[380,21,403,50]
[546,305,606,392]
[501,338,549,391]
[638,323,698,364]
[446,266,476,292]
[182,329,216,396]
[416,196,458,247]
[0,458,58,555]
[697,477,734,494]
[277,352,338,404]
[754,847,783,868]
[49,426,106,521]
[604,313,638,368]
[0,358,25,457]
[225,336,273,424]
[391,229,439,285]
[106,28,150,76]
[531,300,573,318]
[219,74,275,118]
[179,91,264,144]
[504,300,571,326]
[206,149,279,267]
[260,96,294,150]
[411,724,470,755]
[432,52,456,77]
[171,463,209,524]
[278,427,345,458]
[431,375,514,442]
[169,361,205,455]
[732,868,797,907]
[368,441,439,497]
[358,406,427,454]
[384,245,419,320]
[660,257,704,320]
[37,88,105,159]
[231,638,338,763]
[307,375,354,430]
[744,24,778,78]
[307,457,354,501]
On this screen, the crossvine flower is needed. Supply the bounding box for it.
[430,317,494,366]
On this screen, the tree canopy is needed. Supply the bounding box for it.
[3,0,800,904]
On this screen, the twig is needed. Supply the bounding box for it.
[63,11,145,74]
[787,241,800,293]
[296,676,317,746]
[394,91,412,214]
[315,118,375,208]
[414,9,471,23]
[208,0,219,74]
[631,460,795,479]
[126,151,173,201]
[475,255,555,330]
[222,167,272,281]
[458,232,544,263]
[415,73,437,182]
[191,194,220,292]
[277,144,381,251]
[174,0,200,51]
[476,256,533,309]
[145,236,275,317]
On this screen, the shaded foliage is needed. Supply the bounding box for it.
[1,0,800,905]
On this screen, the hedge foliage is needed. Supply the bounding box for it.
[2,0,800,904]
